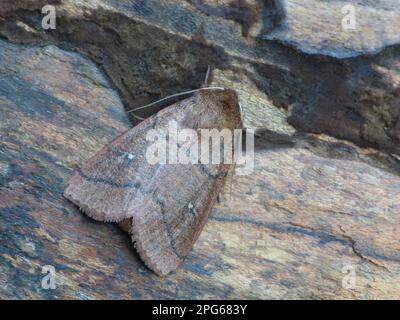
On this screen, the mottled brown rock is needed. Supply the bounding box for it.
[1,2,400,300]
[211,131,400,299]
[0,39,132,299]
[0,0,399,156]
[2,38,400,299]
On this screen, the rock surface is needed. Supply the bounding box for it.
[0,0,60,19]
[214,132,400,299]
[1,0,399,154]
[1,38,400,299]
[0,1,400,299]
[264,0,400,58]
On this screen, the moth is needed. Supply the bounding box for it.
[64,88,243,275]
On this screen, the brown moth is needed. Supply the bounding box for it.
[64,88,243,275]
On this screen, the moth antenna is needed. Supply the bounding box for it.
[127,87,225,114]
[130,112,146,121]
[204,65,211,85]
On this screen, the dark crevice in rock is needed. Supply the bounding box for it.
[254,129,400,177]
[0,3,399,157]
[211,214,393,271]
[0,0,60,20]
[0,7,235,125]
[338,226,390,271]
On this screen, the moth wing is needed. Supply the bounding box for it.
[64,112,160,222]
[64,89,242,275]
[127,161,230,275]
[128,89,242,275]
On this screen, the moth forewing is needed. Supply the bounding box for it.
[64,89,243,275]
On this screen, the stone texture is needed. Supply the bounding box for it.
[264,0,400,58]
[0,0,60,19]
[1,38,400,299]
[0,1,400,299]
[0,39,131,299]
[213,132,400,299]
[1,0,399,155]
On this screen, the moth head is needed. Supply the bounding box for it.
[194,88,243,130]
